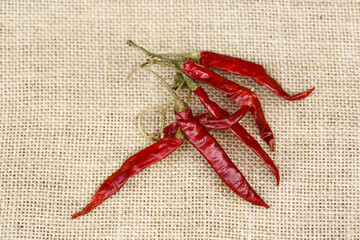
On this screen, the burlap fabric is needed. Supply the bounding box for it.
[1,1,359,239]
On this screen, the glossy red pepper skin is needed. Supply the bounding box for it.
[72,135,183,218]
[165,108,249,132]
[163,122,181,138]
[182,60,275,151]
[204,106,249,130]
[193,86,280,185]
[175,107,269,208]
[199,51,315,100]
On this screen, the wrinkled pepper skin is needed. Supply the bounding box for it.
[199,51,315,100]
[182,61,275,151]
[165,108,249,132]
[72,135,183,218]
[175,107,269,208]
[204,106,249,130]
[193,86,280,185]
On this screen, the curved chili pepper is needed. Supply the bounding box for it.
[164,106,249,132]
[175,107,269,208]
[159,50,314,100]
[72,132,183,219]
[165,107,279,185]
[182,60,275,151]
[198,51,315,100]
[148,69,270,208]
[204,106,249,130]
[193,86,280,185]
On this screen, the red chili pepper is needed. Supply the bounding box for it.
[154,77,269,208]
[182,60,275,151]
[165,106,279,185]
[202,106,249,130]
[175,106,269,208]
[199,51,315,100]
[164,104,250,132]
[193,86,280,185]
[72,129,183,219]
[72,107,249,218]
[160,51,315,100]
[163,122,180,138]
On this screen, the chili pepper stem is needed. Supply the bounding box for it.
[126,41,202,92]
[175,127,185,139]
[160,77,186,138]
[244,84,255,92]
[171,73,185,89]
[159,52,201,61]
[127,66,188,138]
[125,67,142,85]
[148,59,201,91]
[137,108,162,141]
[186,88,192,105]
[171,73,192,105]
[152,72,188,113]
[127,40,179,66]
[130,65,187,113]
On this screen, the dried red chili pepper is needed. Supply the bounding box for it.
[192,86,280,185]
[159,78,269,208]
[202,106,249,129]
[182,60,275,151]
[72,128,183,219]
[160,51,315,101]
[176,108,269,207]
[198,51,315,100]
[165,104,279,185]
[164,107,249,131]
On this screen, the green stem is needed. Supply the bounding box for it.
[171,73,187,90]
[150,60,200,92]
[128,41,255,92]
[134,67,187,112]
[235,81,255,92]
[186,88,192,105]
[159,78,186,138]
[127,41,200,92]
[127,40,179,66]
[159,52,201,61]
[137,107,162,141]
[128,66,187,138]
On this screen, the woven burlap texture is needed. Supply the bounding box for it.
[1,1,359,239]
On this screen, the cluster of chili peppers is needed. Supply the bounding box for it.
[72,41,314,218]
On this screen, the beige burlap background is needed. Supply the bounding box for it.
[1,0,359,239]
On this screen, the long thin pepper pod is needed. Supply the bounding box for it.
[193,86,280,185]
[198,51,315,100]
[160,51,315,100]
[154,72,269,208]
[72,130,183,219]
